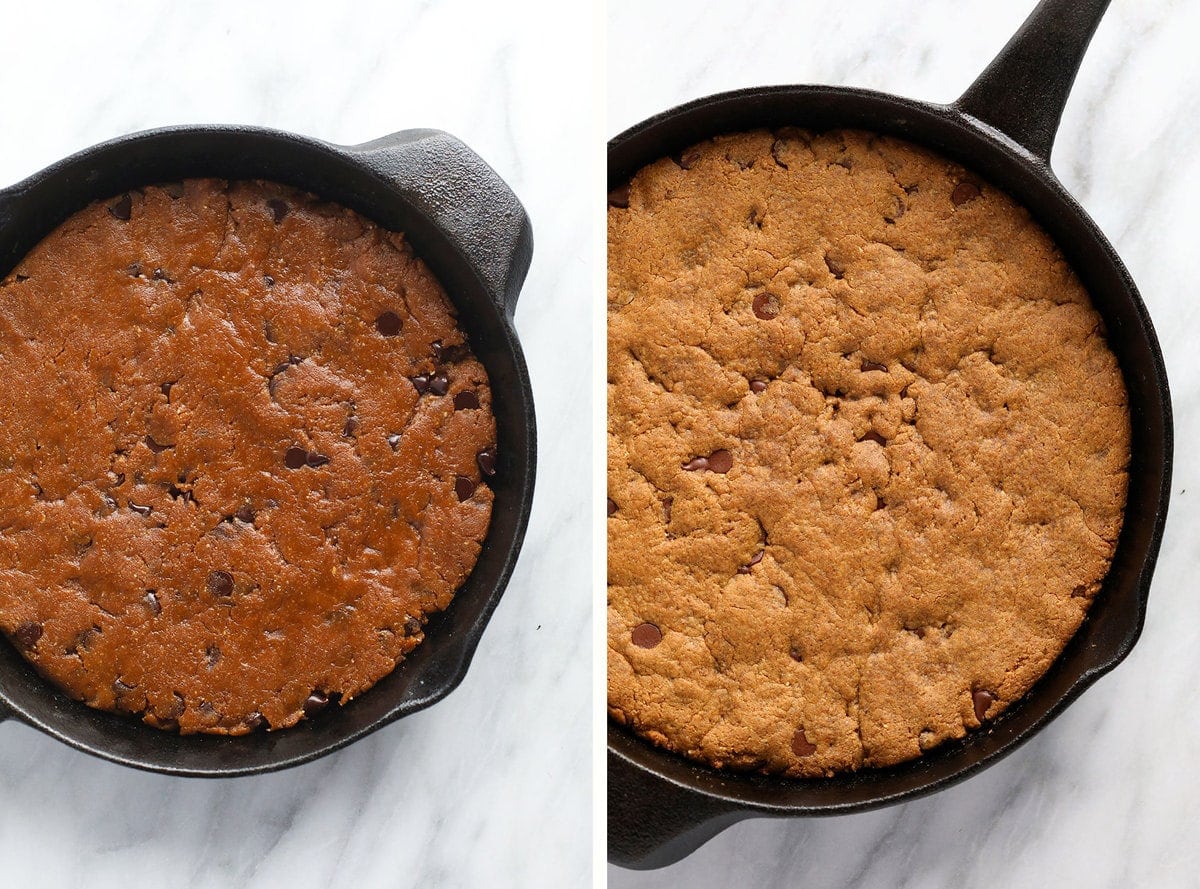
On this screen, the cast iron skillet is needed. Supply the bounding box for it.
[608,0,1171,869]
[0,126,535,776]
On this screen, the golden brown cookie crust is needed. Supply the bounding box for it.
[607,129,1129,777]
[0,179,495,734]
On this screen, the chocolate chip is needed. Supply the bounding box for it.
[403,615,422,636]
[67,626,99,656]
[749,380,768,393]
[951,182,981,205]
[343,417,358,438]
[126,262,143,277]
[429,373,449,396]
[477,448,497,476]
[430,340,444,363]
[453,390,480,410]
[792,728,817,757]
[972,688,996,722]
[824,254,846,279]
[860,431,887,446]
[410,374,430,395]
[608,183,630,208]
[113,679,137,710]
[789,645,804,663]
[234,503,255,523]
[145,435,172,453]
[161,381,174,399]
[663,497,673,524]
[861,360,888,372]
[305,451,331,468]
[707,449,733,474]
[128,500,152,516]
[752,292,780,320]
[205,645,221,667]
[682,456,709,471]
[266,198,289,224]
[264,275,275,288]
[284,446,308,469]
[152,267,170,281]
[303,691,329,717]
[245,712,267,731]
[144,590,161,615]
[108,194,132,221]
[439,343,470,363]
[375,311,402,336]
[387,433,401,450]
[455,476,476,501]
[206,570,234,598]
[607,497,618,516]
[14,620,42,648]
[675,147,702,170]
[631,622,662,648]
[737,550,764,574]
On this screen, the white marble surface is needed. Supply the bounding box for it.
[0,2,591,887]
[609,0,1200,885]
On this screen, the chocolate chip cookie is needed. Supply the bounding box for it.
[0,179,496,734]
[607,129,1129,777]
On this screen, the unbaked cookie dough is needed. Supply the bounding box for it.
[0,179,496,734]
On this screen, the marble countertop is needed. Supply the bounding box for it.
[0,1,591,887]
[609,0,1199,886]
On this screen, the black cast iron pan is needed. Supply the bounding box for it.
[608,0,1171,869]
[0,126,535,776]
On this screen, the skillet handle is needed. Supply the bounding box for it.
[953,0,1111,164]
[343,130,533,319]
[608,749,750,870]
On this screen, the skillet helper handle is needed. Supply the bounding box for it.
[954,0,1112,164]
[608,750,749,870]
[345,130,533,319]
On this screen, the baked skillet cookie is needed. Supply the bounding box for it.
[607,129,1129,777]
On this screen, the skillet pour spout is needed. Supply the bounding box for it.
[608,0,1171,869]
[0,126,537,776]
